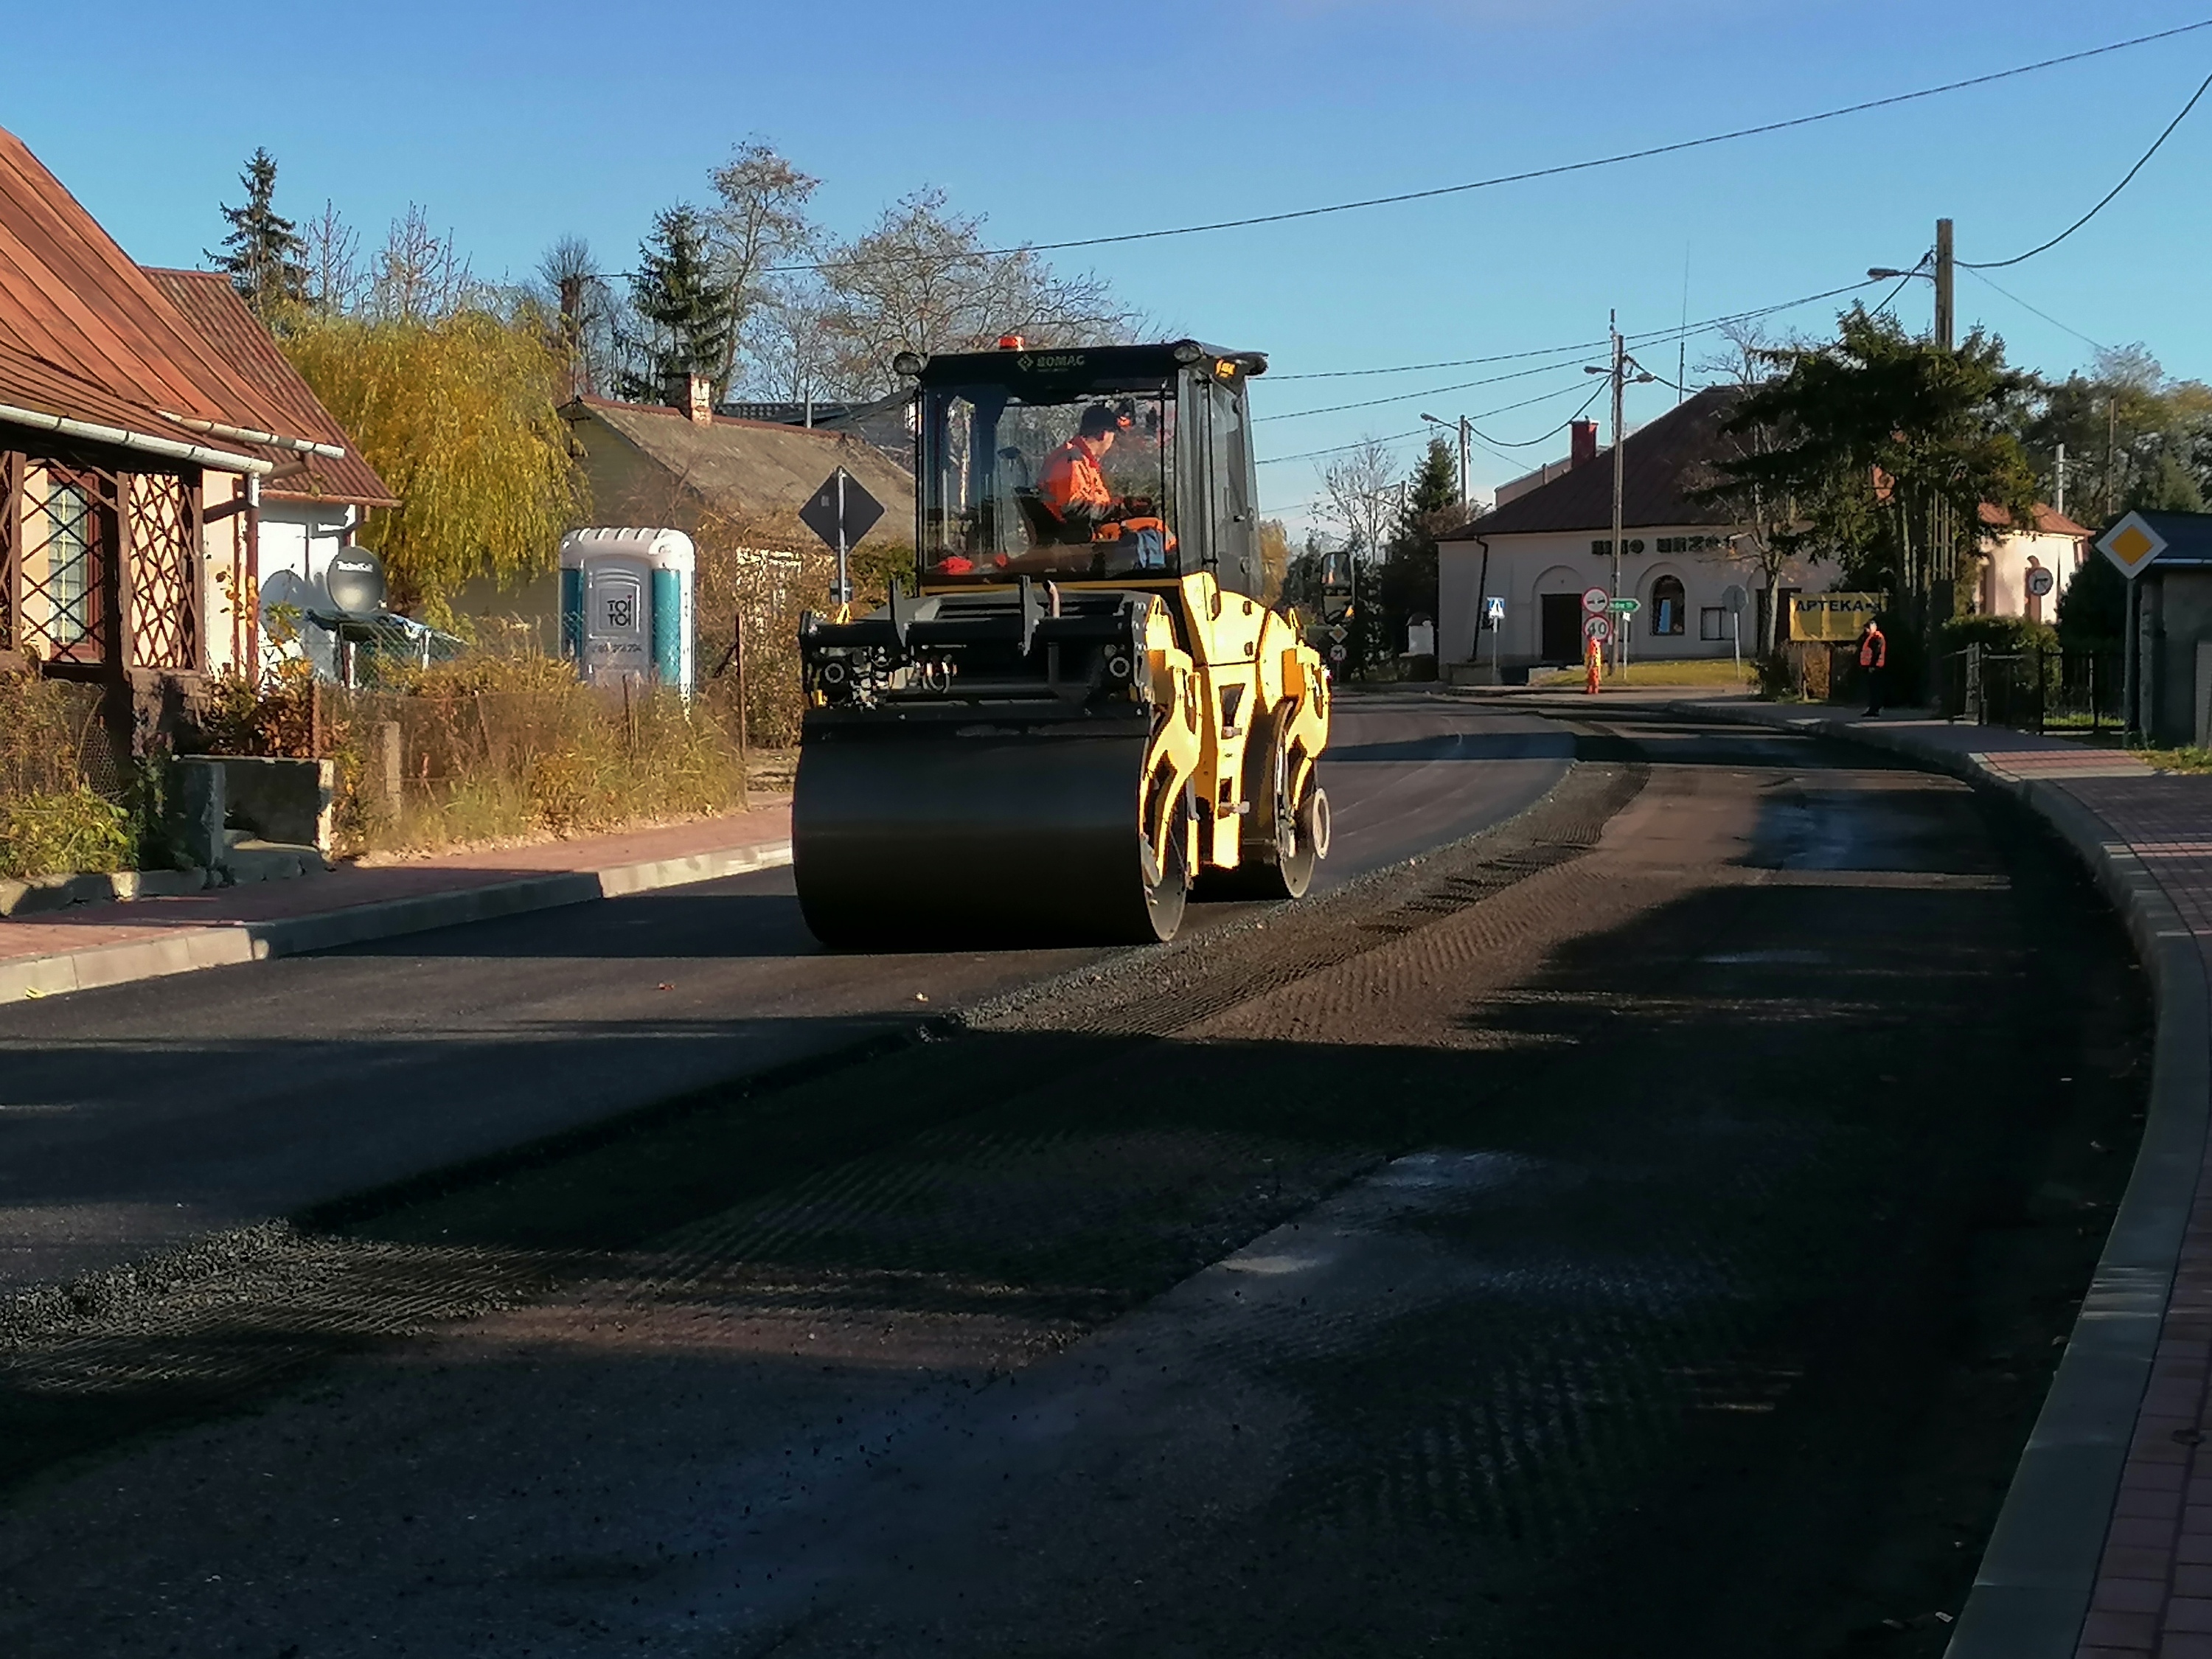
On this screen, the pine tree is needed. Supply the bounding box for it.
[625,206,737,402]
[1378,438,1458,656]
[208,148,307,321]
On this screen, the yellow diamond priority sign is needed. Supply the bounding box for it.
[2097,511,2167,577]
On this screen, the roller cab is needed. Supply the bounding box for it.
[794,340,1331,947]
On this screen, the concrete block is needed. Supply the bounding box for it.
[173,758,226,871]
[215,757,335,855]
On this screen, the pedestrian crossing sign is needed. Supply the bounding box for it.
[2097,511,2167,577]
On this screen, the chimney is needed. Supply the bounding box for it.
[1570,420,1598,468]
[665,370,714,425]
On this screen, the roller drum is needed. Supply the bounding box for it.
[793,717,1181,947]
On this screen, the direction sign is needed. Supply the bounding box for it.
[2097,510,2167,577]
[1581,586,1610,616]
[2026,566,2056,598]
[1607,597,1641,614]
[799,468,885,554]
[1582,615,1611,643]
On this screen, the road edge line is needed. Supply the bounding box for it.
[1658,699,2205,1658]
[0,838,794,1004]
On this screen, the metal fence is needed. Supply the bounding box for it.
[1939,646,2124,734]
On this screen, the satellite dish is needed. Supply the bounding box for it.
[1722,583,1748,614]
[325,547,387,619]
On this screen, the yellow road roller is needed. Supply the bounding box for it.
[793,338,1332,946]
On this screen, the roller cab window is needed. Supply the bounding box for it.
[921,382,1178,582]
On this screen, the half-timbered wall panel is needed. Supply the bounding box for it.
[127,470,198,670]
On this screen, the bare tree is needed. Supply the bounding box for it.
[1320,437,1398,566]
[366,205,476,323]
[301,199,363,316]
[813,189,1136,399]
[536,234,622,397]
[1693,322,1801,656]
[703,141,819,397]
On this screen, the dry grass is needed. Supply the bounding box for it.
[1528,657,1759,689]
[202,655,752,858]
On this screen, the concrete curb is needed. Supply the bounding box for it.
[0,838,793,1006]
[1657,699,2208,1658]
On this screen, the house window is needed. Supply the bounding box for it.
[1700,606,1731,641]
[1649,574,1686,636]
[44,481,94,644]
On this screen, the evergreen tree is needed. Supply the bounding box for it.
[208,148,307,321]
[625,206,737,401]
[1378,438,1458,656]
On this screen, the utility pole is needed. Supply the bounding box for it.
[1610,315,1627,678]
[1934,218,1955,352]
[1455,415,1470,513]
[2055,442,2067,519]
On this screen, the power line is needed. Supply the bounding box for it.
[1960,265,2109,352]
[1258,378,1609,467]
[1269,278,1883,383]
[1262,359,1598,423]
[1467,382,1611,449]
[1963,67,2212,269]
[757,21,2212,274]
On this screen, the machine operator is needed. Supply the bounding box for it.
[1035,404,1131,540]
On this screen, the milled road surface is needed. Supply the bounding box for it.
[0,693,1568,1293]
[0,707,2149,1657]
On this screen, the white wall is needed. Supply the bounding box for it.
[1979,529,2084,625]
[1440,525,1821,665]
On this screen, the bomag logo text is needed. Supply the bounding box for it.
[1028,353,1087,371]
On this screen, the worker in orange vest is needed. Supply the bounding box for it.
[1859,617,1888,717]
[1585,632,1603,695]
[1037,405,1130,538]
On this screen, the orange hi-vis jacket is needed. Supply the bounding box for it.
[1037,436,1115,522]
[1859,625,1887,669]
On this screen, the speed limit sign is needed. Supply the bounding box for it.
[1583,615,1612,643]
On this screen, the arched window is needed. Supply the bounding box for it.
[1649,574,1686,636]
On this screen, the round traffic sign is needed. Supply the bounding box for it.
[1582,586,1610,616]
[1583,615,1611,642]
[2026,566,2056,597]
[1328,643,1348,663]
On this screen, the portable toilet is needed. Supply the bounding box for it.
[560,528,695,695]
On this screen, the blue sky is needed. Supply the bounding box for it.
[12,0,2211,534]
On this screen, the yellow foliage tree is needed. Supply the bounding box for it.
[282,308,584,622]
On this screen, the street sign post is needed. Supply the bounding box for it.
[2096,513,2169,735]
[2096,511,2166,579]
[1722,584,1749,684]
[799,468,886,610]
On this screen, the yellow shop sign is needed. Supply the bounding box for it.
[1790,592,1886,642]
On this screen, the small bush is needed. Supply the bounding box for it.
[1938,613,2059,657]
[0,786,131,880]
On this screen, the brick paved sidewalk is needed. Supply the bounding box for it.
[0,800,792,1002]
[1672,700,2212,1657]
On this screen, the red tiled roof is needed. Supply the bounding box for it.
[142,269,395,507]
[0,123,324,465]
[1455,388,1744,537]
[1980,501,2087,538]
